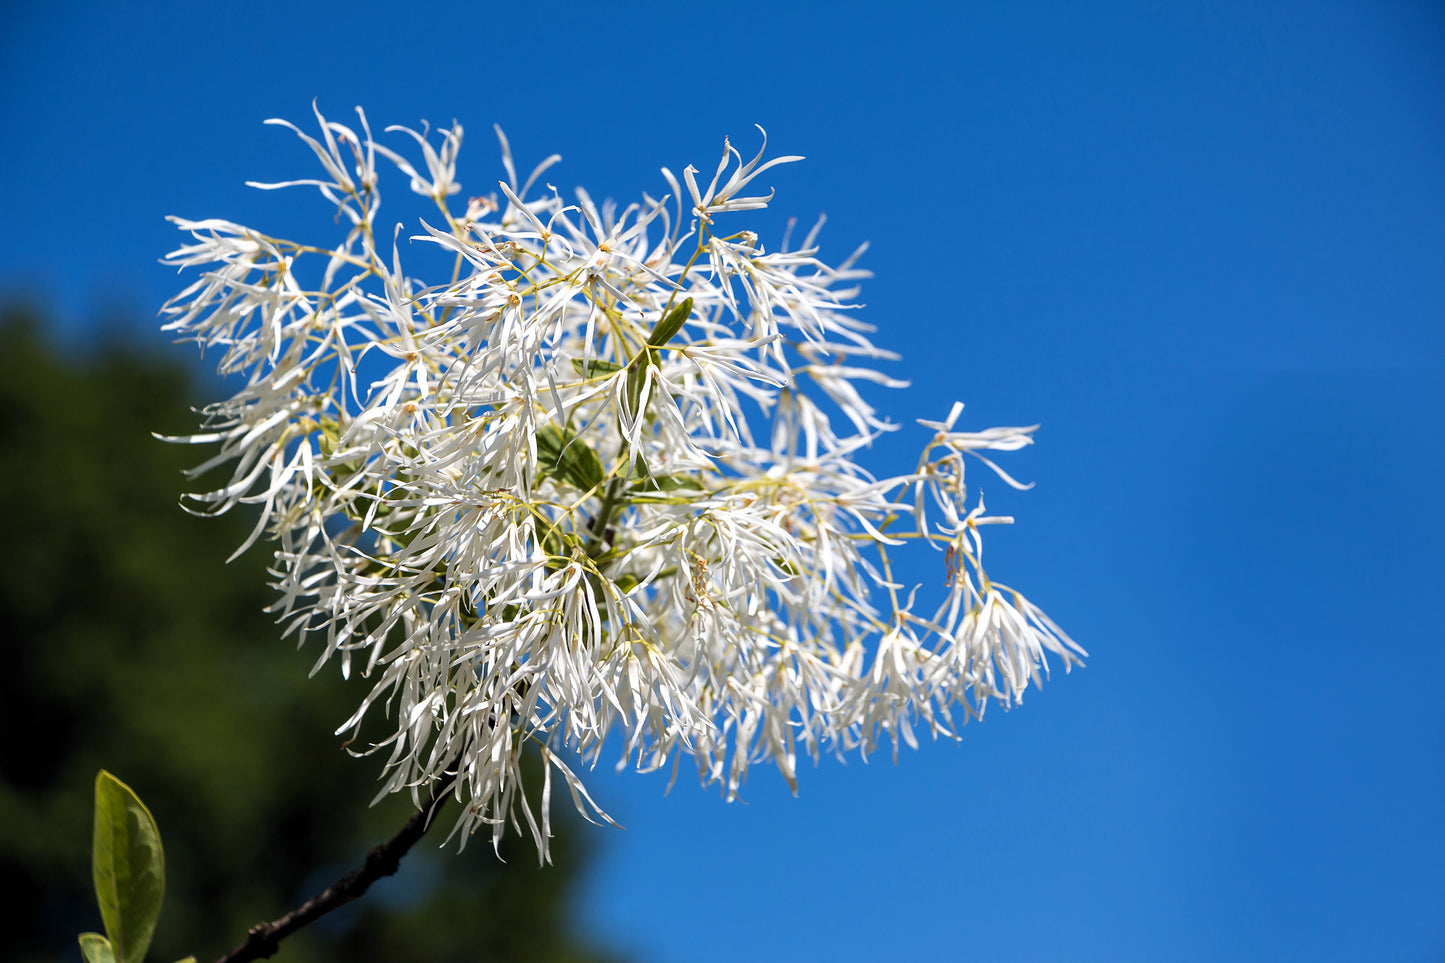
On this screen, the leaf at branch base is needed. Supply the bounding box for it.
[78,933,117,963]
[93,770,166,963]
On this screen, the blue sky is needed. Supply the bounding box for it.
[3,1,1442,960]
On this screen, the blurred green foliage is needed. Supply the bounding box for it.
[0,308,619,963]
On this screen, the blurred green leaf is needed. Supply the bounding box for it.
[93,771,165,963]
[78,933,116,963]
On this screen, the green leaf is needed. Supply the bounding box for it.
[570,357,625,378]
[173,958,198,963]
[93,771,165,963]
[624,353,653,419]
[647,297,693,347]
[535,424,605,493]
[622,296,692,419]
[78,933,117,963]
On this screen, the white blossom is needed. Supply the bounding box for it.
[161,104,1084,861]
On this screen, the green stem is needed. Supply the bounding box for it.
[584,454,629,560]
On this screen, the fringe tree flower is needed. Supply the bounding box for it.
[161,104,1084,861]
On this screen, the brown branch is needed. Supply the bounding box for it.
[213,767,460,963]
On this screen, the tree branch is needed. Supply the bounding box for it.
[213,767,459,963]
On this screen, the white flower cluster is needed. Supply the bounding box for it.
[162,105,1083,860]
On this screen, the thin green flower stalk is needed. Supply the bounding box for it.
[161,104,1084,862]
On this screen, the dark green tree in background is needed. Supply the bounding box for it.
[0,307,621,963]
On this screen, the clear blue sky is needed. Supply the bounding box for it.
[3,2,1442,960]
